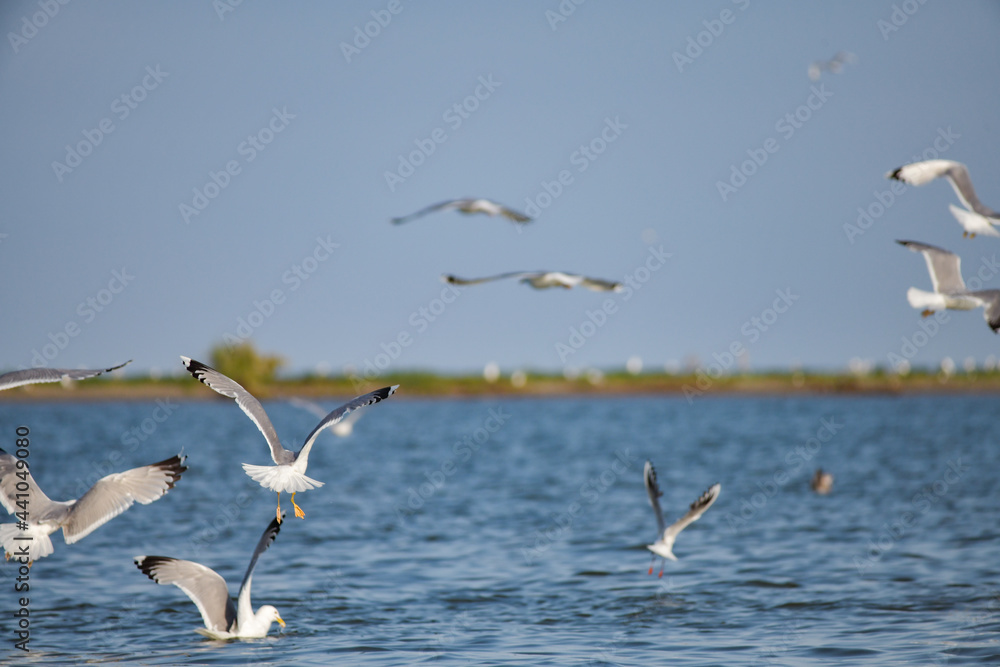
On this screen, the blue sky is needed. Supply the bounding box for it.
[3,1,1000,378]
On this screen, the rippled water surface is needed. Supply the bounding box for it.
[1,394,998,665]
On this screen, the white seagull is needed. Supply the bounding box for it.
[897,240,1000,332]
[0,450,185,564]
[887,160,1000,238]
[391,198,531,225]
[643,460,720,576]
[180,356,397,522]
[135,515,285,639]
[442,271,623,293]
[0,360,131,391]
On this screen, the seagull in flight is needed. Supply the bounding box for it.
[135,514,285,639]
[181,357,397,522]
[643,460,720,577]
[887,160,1000,238]
[0,450,185,564]
[897,240,1000,332]
[288,397,366,437]
[442,271,623,292]
[0,360,131,391]
[391,198,531,225]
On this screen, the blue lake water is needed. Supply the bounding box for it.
[0,394,998,665]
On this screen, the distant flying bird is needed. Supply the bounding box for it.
[442,271,623,292]
[181,357,397,522]
[808,51,857,80]
[896,240,1000,332]
[0,450,186,564]
[0,360,131,391]
[288,396,366,437]
[135,515,285,639]
[810,468,834,495]
[391,198,531,225]
[643,460,720,577]
[887,160,1000,238]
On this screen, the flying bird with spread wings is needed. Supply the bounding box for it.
[442,271,623,293]
[887,160,1000,238]
[391,198,531,225]
[896,240,1000,332]
[643,460,720,577]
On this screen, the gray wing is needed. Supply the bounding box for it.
[943,162,998,217]
[135,555,235,633]
[968,290,1000,332]
[897,240,966,294]
[0,448,64,520]
[62,454,186,543]
[494,204,531,223]
[390,199,463,224]
[236,515,283,624]
[643,461,666,537]
[664,483,721,541]
[181,357,289,463]
[0,360,131,391]
[579,276,624,292]
[441,271,540,286]
[296,385,398,458]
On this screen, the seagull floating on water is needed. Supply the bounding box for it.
[181,356,397,522]
[887,160,1000,238]
[442,271,623,292]
[0,360,131,391]
[135,514,285,639]
[0,450,185,563]
[896,240,1000,332]
[643,460,720,576]
[391,198,531,225]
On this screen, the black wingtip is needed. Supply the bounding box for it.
[888,167,903,181]
[135,555,174,582]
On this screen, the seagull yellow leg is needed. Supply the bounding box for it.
[291,492,305,519]
[971,233,977,239]
[921,309,934,318]
[276,493,283,524]
[963,231,969,238]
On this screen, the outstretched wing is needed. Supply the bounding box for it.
[643,461,666,537]
[236,514,283,625]
[181,357,289,463]
[297,385,398,458]
[0,448,61,519]
[664,483,721,542]
[0,360,131,391]
[136,555,235,633]
[969,290,1000,332]
[63,454,186,543]
[441,271,540,287]
[390,199,462,224]
[579,276,624,292]
[896,240,966,294]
